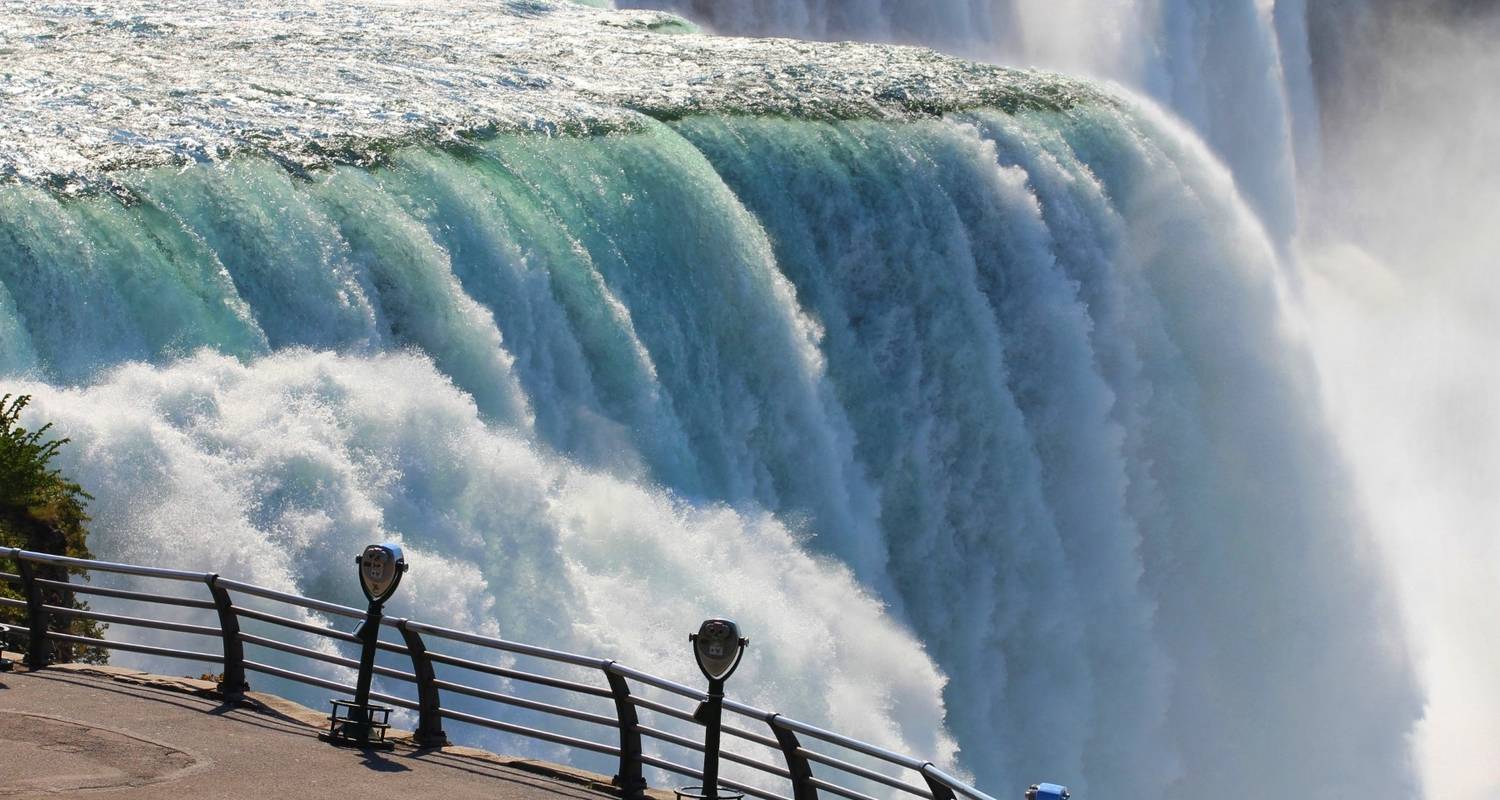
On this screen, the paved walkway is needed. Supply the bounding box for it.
[0,657,635,800]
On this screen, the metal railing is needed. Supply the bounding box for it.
[0,546,992,800]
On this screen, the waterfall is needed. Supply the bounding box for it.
[612,0,1500,796]
[613,0,1317,244]
[1,2,1429,798]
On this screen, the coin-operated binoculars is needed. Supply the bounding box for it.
[1026,783,1070,800]
[324,543,408,750]
[677,619,749,800]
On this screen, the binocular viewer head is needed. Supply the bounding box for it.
[690,618,748,683]
[356,543,407,604]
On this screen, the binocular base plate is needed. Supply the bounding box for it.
[319,731,396,751]
[675,787,744,800]
[324,699,395,750]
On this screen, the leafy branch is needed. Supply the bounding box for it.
[1,394,106,663]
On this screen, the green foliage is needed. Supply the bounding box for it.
[2,394,92,540]
[0,394,106,663]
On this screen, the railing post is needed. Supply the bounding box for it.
[921,764,958,800]
[205,575,248,700]
[603,661,647,799]
[768,714,819,800]
[15,558,50,669]
[396,619,448,748]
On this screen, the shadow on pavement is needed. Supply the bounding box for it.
[360,749,414,773]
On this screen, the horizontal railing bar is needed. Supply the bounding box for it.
[234,606,360,644]
[723,698,777,723]
[46,632,222,663]
[771,717,927,771]
[19,551,210,582]
[438,707,620,757]
[720,777,793,800]
[922,766,995,800]
[42,604,221,637]
[403,620,607,670]
[355,620,410,655]
[810,776,885,800]
[723,723,782,751]
[241,660,419,711]
[0,571,20,584]
[636,722,706,753]
[637,754,792,800]
[639,754,703,781]
[425,650,613,698]
[244,659,353,694]
[636,724,791,780]
[233,607,409,656]
[633,753,702,780]
[0,596,27,609]
[241,632,361,669]
[721,745,794,780]
[238,633,417,684]
[625,696,787,750]
[627,694,699,724]
[215,578,365,620]
[797,748,931,797]
[369,689,419,711]
[431,678,617,727]
[606,662,706,700]
[375,639,411,656]
[36,579,218,609]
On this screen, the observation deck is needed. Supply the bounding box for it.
[0,547,1045,800]
[0,659,633,799]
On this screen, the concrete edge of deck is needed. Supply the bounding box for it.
[0,649,676,800]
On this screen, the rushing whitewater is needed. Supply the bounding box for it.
[0,2,1419,799]
[616,0,1318,245]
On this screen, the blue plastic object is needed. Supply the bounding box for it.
[1026,784,1070,800]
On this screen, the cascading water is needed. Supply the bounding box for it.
[1,1,1433,798]
[614,0,1317,245]
[619,1,1500,796]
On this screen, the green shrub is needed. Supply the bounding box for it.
[0,394,106,663]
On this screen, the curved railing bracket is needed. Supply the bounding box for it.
[396,618,448,748]
[604,661,647,799]
[206,574,248,700]
[769,714,818,800]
